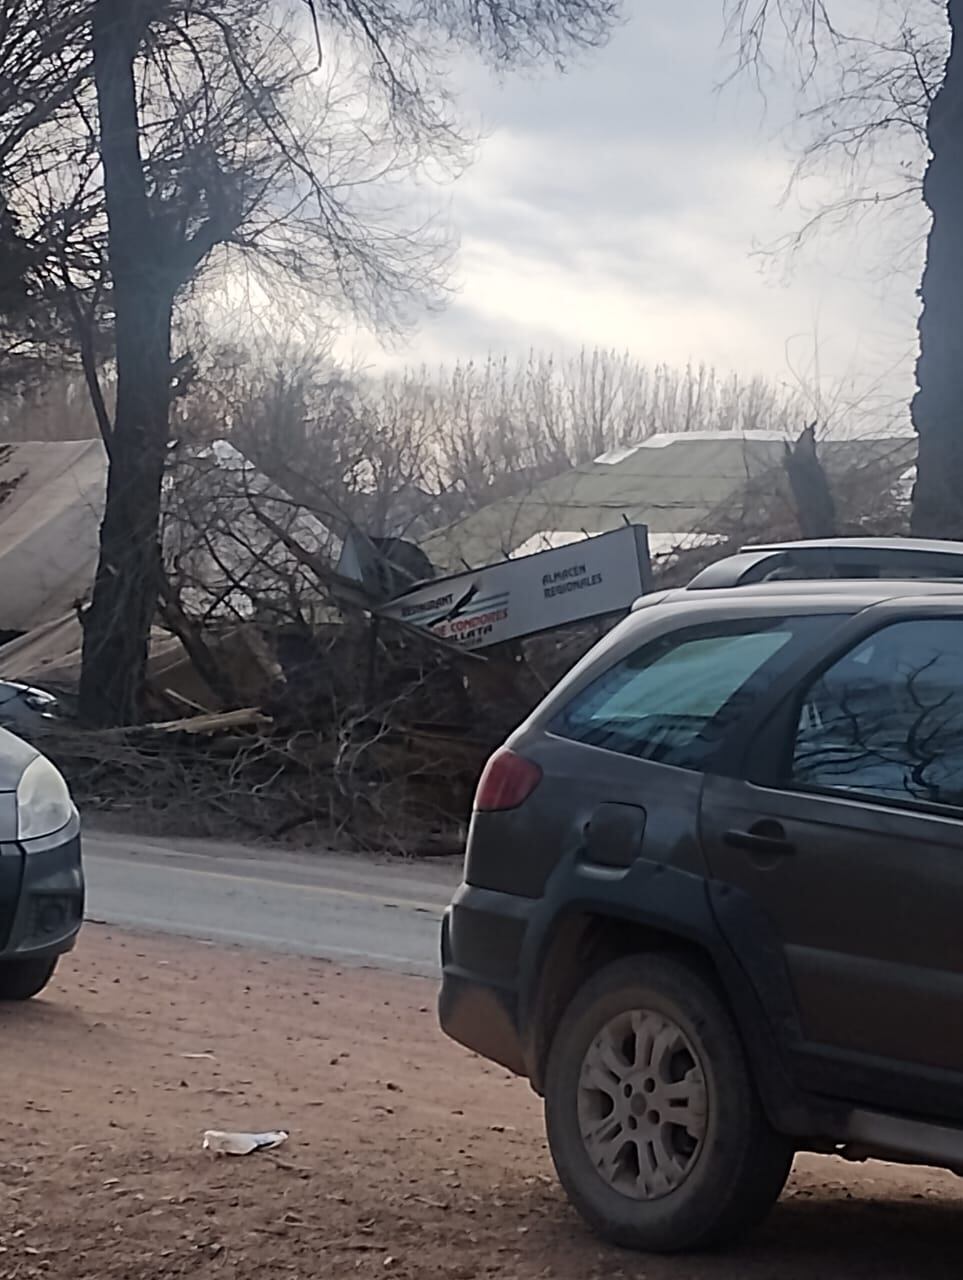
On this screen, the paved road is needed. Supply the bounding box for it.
[83,830,461,976]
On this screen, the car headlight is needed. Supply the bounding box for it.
[16,755,75,842]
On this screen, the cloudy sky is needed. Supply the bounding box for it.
[341,0,927,422]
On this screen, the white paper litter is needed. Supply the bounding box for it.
[202,1129,289,1156]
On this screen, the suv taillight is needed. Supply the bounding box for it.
[474,749,542,812]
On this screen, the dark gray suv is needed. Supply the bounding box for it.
[439,540,963,1253]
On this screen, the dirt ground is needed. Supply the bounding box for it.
[1,928,962,1280]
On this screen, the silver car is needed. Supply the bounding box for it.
[0,728,83,1000]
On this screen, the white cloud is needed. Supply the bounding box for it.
[338,0,926,420]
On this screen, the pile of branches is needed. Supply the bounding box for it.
[29,714,487,853]
[21,608,557,851]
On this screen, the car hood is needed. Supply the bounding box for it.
[0,726,39,791]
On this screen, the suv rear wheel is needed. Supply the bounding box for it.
[544,954,792,1252]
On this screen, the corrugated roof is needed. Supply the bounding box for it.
[0,440,107,632]
[421,433,917,571]
[0,437,343,635]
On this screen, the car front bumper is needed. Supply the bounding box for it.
[0,818,84,960]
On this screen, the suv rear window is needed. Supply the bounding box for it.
[551,615,837,770]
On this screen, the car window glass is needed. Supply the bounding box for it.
[793,619,963,809]
[552,615,835,769]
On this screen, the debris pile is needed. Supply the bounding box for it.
[0,509,656,850]
[0,428,915,851]
[10,602,582,850]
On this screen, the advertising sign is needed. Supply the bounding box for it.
[379,525,653,651]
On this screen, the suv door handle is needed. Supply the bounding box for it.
[723,825,795,858]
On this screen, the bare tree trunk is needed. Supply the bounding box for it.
[79,0,174,726]
[912,0,963,538]
[784,424,837,538]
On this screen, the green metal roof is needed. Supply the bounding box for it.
[421,433,917,571]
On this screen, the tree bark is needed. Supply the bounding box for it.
[784,424,837,538]
[79,0,175,726]
[911,0,963,538]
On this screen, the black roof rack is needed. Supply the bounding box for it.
[686,538,963,591]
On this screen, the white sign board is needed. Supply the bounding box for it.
[379,525,652,651]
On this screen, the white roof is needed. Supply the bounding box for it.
[0,440,107,632]
[595,430,794,464]
[510,530,588,558]
[0,438,339,633]
[647,531,728,559]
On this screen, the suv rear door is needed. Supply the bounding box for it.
[700,608,963,1118]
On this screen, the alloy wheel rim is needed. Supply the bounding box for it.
[576,1007,708,1201]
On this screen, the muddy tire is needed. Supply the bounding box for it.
[0,957,58,1001]
[544,954,792,1253]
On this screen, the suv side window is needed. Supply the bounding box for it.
[793,618,963,810]
[552,615,835,770]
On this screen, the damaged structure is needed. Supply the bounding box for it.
[0,429,919,849]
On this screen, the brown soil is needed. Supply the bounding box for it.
[1,927,961,1279]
